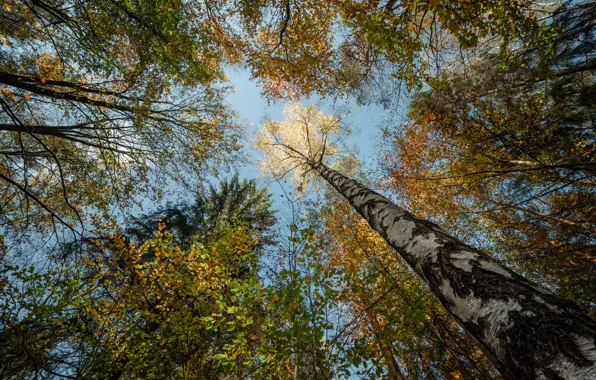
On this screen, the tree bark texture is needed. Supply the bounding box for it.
[316,164,596,379]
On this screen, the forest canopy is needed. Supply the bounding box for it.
[1,0,595,379]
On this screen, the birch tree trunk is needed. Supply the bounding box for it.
[316,164,596,379]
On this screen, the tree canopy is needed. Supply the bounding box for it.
[1,0,595,378]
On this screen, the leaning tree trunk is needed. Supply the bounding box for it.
[315,163,596,379]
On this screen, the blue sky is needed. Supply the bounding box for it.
[134,68,398,228]
[225,69,391,193]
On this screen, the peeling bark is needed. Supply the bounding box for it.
[316,164,596,379]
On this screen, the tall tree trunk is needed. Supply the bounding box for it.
[315,163,596,379]
[366,310,406,380]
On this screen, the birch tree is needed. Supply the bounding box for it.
[318,185,498,378]
[381,1,596,315]
[255,104,596,379]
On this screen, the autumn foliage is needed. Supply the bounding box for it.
[2,0,595,378]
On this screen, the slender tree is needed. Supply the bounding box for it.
[256,104,596,379]
[318,181,498,378]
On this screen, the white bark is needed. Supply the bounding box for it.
[316,163,596,379]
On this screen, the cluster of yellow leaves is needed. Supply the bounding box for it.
[255,103,347,190]
[70,222,264,377]
[245,0,353,99]
[385,115,476,222]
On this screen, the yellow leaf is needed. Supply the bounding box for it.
[23,93,30,100]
